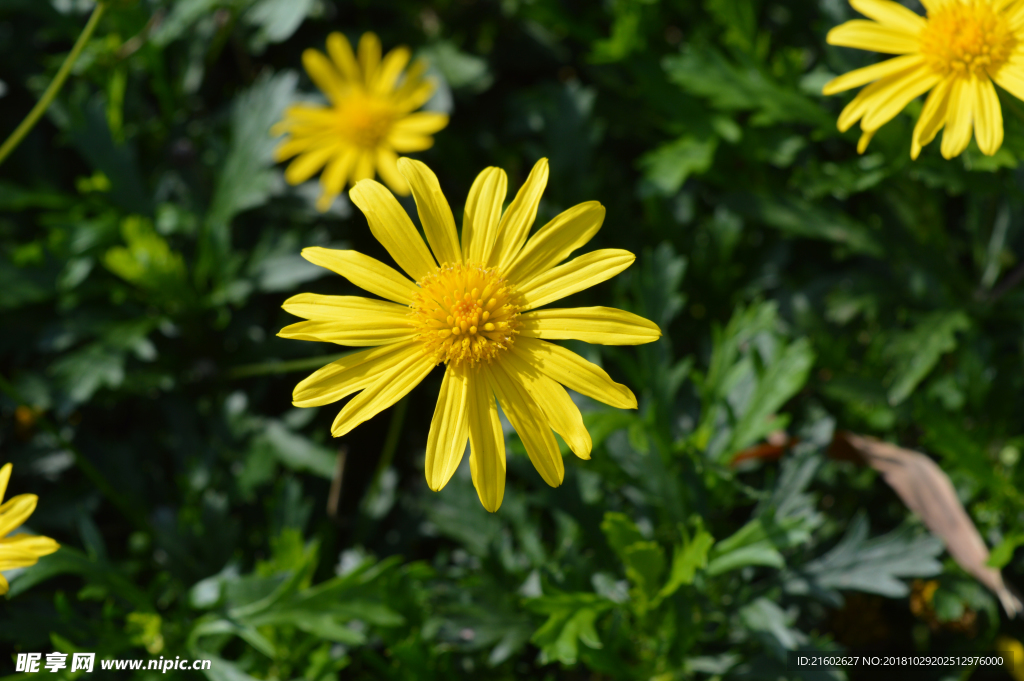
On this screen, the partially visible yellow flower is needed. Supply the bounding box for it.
[279,158,661,511]
[996,636,1024,681]
[0,463,59,595]
[273,32,449,212]
[822,0,1024,159]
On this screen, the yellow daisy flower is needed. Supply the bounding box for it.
[272,32,449,212]
[0,463,59,595]
[822,0,1024,159]
[279,159,661,511]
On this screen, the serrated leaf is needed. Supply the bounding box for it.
[885,311,970,406]
[800,513,943,598]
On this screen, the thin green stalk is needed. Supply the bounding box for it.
[0,373,151,534]
[228,353,347,379]
[0,2,106,169]
[361,396,409,511]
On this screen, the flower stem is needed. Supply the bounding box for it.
[0,2,106,169]
[228,352,348,379]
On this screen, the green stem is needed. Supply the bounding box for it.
[0,2,106,169]
[362,396,409,510]
[0,373,151,534]
[228,353,348,379]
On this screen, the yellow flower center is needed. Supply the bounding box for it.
[339,92,394,149]
[411,263,522,367]
[919,2,1015,77]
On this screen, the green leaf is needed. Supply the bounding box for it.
[639,135,718,195]
[706,516,810,576]
[885,311,971,406]
[601,512,646,558]
[663,46,830,126]
[738,598,808,661]
[255,421,337,479]
[797,513,943,598]
[244,0,316,51]
[104,215,189,299]
[622,541,666,600]
[419,42,492,92]
[8,547,149,609]
[987,533,1024,568]
[722,193,884,256]
[203,71,297,276]
[656,526,714,602]
[729,337,815,453]
[528,593,612,665]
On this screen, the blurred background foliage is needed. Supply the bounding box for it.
[3,0,1024,679]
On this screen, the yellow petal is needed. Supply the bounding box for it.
[388,132,435,153]
[302,48,345,101]
[466,371,506,512]
[349,180,438,281]
[424,364,470,491]
[293,342,421,407]
[850,0,926,33]
[826,19,921,54]
[285,143,342,185]
[994,58,1024,100]
[504,202,606,286]
[392,60,435,111]
[912,77,954,158]
[0,494,37,538]
[319,147,360,201]
[860,67,940,131]
[518,249,635,310]
[352,150,376,184]
[520,307,662,345]
[836,72,906,132]
[330,346,435,437]
[503,352,592,460]
[513,337,637,410]
[0,534,59,557]
[373,46,411,94]
[941,77,975,159]
[492,158,550,269]
[974,76,1004,156]
[301,247,419,305]
[489,362,564,488]
[398,158,462,266]
[278,316,415,347]
[326,32,360,82]
[274,136,314,163]
[822,54,924,95]
[358,32,382,85]
[374,148,410,196]
[282,293,410,322]
[1007,4,1024,31]
[0,463,10,505]
[0,573,8,595]
[921,0,952,13]
[462,167,508,264]
[390,112,450,135]
[857,128,876,154]
[0,551,43,570]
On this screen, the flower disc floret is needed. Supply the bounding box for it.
[340,93,396,149]
[920,2,1015,77]
[411,263,521,367]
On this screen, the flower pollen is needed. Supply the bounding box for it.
[340,93,395,149]
[920,2,1015,78]
[412,263,521,367]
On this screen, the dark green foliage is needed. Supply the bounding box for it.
[3,0,1024,679]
